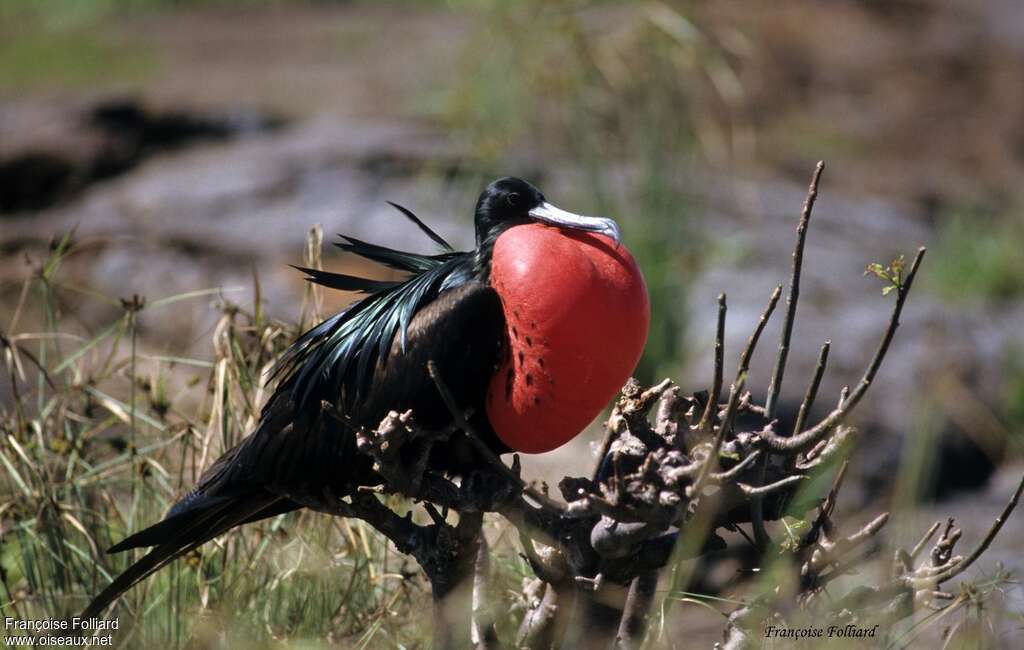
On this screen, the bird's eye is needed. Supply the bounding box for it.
[507,193,521,207]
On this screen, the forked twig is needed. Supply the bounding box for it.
[918,472,1024,586]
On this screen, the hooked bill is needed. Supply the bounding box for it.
[487,222,650,453]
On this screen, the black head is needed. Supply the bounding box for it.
[473,177,620,250]
[473,177,546,247]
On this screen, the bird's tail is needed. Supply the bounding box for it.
[81,494,281,620]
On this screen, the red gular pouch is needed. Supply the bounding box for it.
[487,222,650,453]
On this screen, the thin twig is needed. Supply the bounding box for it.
[737,286,783,378]
[591,424,618,481]
[818,461,849,527]
[792,341,830,436]
[698,294,727,434]
[838,512,889,551]
[909,521,943,561]
[738,474,805,496]
[765,161,824,420]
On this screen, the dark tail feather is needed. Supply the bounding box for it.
[289,265,399,294]
[107,495,232,553]
[385,201,454,251]
[82,535,205,620]
[334,236,440,273]
[82,495,281,619]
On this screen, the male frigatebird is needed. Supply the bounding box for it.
[83,177,649,617]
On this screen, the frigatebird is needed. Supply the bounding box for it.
[83,177,649,617]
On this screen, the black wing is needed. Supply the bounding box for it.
[271,250,475,412]
[276,202,460,407]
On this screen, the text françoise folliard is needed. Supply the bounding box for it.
[765,623,880,640]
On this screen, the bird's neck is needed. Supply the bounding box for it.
[473,243,495,282]
[473,220,527,282]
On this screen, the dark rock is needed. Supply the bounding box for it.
[0,152,77,213]
[0,97,284,214]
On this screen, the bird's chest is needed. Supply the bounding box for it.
[486,224,650,453]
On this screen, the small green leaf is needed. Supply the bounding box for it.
[866,255,907,296]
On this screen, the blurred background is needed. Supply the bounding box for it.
[2,0,1023,647]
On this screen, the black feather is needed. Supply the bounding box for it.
[334,235,453,273]
[289,265,399,293]
[386,201,454,251]
[107,496,231,552]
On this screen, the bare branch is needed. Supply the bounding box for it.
[739,285,783,378]
[793,341,830,436]
[909,521,942,561]
[698,294,727,434]
[720,284,780,551]
[838,512,890,553]
[818,461,849,527]
[765,160,824,420]
[738,474,805,496]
